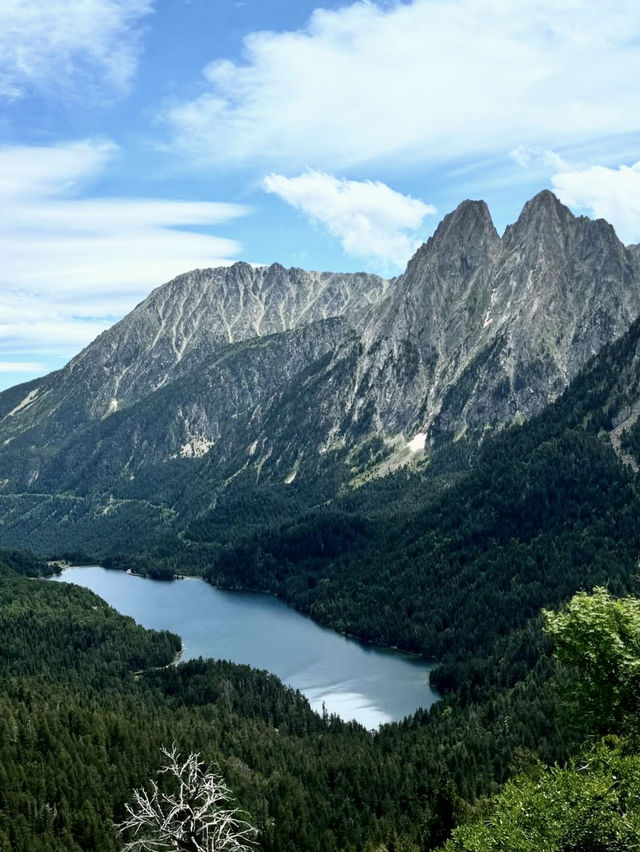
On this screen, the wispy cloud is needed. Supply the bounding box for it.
[166,0,640,171]
[0,362,48,374]
[263,171,434,269]
[551,161,640,245]
[0,0,153,100]
[509,147,571,174]
[0,139,249,360]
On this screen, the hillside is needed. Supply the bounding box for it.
[197,309,640,685]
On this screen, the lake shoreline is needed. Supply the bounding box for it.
[214,580,428,661]
[52,565,438,727]
[57,563,432,664]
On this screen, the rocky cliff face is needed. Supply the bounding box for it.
[329,191,640,449]
[0,264,387,487]
[1,191,640,542]
[67,262,390,417]
[8,263,389,425]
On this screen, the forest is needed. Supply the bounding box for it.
[4,549,640,850]
[0,549,578,850]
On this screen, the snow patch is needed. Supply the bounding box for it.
[407,432,426,453]
[284,470,297,484]
[247,439,259,456]
[180,437,213,458]
[7,388,39,417]
[482,286,498,329]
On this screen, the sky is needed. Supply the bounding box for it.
[1,0,640,390]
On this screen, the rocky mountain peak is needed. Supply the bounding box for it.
[348,189,640,446]
[439,197,496,239]
[369,198,500,344]
[409,199,499,268]
[521,187,568,215]
[503,189,573,246]
[3,263,391,433]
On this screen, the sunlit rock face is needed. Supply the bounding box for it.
[1,191,640,531]
[45,262,392,419]
[329,190,640,447]
[0,265,389,489]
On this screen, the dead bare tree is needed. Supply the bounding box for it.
[118,745,257,852]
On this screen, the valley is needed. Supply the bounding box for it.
[4,0,640,847]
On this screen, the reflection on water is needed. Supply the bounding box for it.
[53,566,437,728]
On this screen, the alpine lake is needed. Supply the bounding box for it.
[53,566,437,728]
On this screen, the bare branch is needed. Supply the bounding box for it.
[118,745,257,852]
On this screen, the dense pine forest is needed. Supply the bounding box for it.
[0,549,576,851]
[4,549,640,850]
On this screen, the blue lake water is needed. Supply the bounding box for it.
[53,566,437,728]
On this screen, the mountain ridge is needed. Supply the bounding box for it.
[2,190,640,553]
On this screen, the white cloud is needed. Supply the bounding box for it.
[0,139,249,359]
[0,0,153,100]
[551,162,640,245]
[0,139,116,198]
[509,147,571,173]
[263,170,433,268]
[0,362,47,374]
[166,0,640,171]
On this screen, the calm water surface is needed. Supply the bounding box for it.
[53,566,437,728]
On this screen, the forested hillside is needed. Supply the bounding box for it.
[0,550,575,851]
[440,588,640,850]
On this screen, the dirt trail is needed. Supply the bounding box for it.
[610,400,640,473]
[133,648,183,679]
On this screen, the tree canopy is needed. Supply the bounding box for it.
[543,587,640,734]
[442,588,640,851]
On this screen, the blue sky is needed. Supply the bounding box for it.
[1,0,640,390]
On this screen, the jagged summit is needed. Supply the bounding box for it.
[435,198,496,238]
[406,199,497,265]
[519,188,571,217]
[338,188,640,444]
[503,190,571,242]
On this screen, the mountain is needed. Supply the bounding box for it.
[292,191,640,450]
[0,263,389,439]
[0,265,387,490]
[1,190,640,554]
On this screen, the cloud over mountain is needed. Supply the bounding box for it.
[262,171,434,268]
[167,0,640,170]
[552,161,640,245]
[0,139,249,361]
